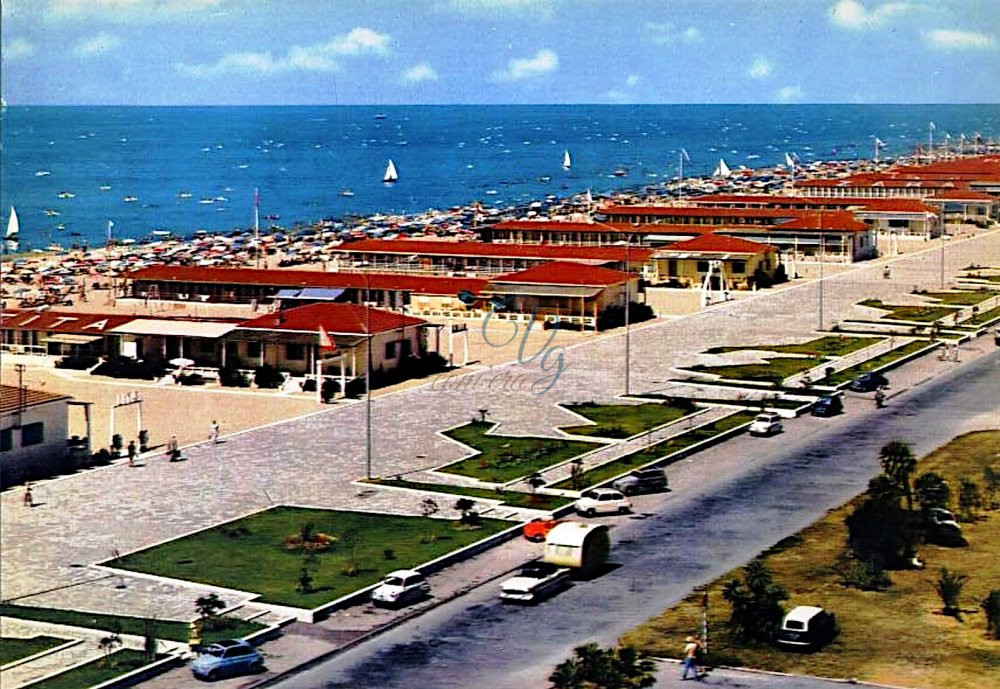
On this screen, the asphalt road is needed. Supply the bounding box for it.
[271,346,1000,689]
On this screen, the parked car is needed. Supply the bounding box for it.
[749,412,783,436]
[811,395,843,417]
[191,639,264,681]
[574,488,631,517]
[371,569,430,608]
[776,606,838,651]
[523,518,564,542]
[923,507,965,546]
[500,561,572,603]
[612,467,669,495]
[848,372,888,392]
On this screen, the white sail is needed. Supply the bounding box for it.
[6,206,18,238]
[562,150,571,170]
[784,152,796,168]
[713,158,731,177]
[383,159,398,183]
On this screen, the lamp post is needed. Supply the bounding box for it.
[357,262,374,480]
[940,235,946,290]
[592,220,636,396]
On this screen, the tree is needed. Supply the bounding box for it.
[958,479,983,522]
[935,567,968,619]
[569,459,584,490]
[845,484,922,571]
[914,472,951,511]
[982,590,1000,640]
[143,619,159,662]
[879,441,917,511]
[983,467,1000,510]
[528,472,545,493]
[454,497,480,525]
[98,625,123,667]
[721,560,788,643]
[195,593,226,619]
[419,498,439,518]
[549,643,656,689]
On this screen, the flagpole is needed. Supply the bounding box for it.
[254,188,260,270]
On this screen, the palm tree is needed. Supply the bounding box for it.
[879,441,917,511]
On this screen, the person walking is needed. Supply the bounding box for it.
[23,482,33,507]
[209,420,220,444]
[681,635,702,681]
[167,435,180,461]
[127,440,137,467]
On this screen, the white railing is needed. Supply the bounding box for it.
[0,343,47,356]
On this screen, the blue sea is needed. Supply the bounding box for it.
[2,104,999,250]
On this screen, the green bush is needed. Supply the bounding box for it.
[219,365,250,388]
[253,364,285,389]
[55,354,99,370]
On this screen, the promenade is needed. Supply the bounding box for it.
[1,230,999,688]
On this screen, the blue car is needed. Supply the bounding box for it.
[191,639,264,681]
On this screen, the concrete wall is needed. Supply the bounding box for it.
[1,400,71,488]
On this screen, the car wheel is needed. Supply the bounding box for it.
[206,670,219,681]
[619,506,629,514]
[251,660,265,673]
[586,508,595,517]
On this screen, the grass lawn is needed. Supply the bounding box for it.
[0,605,262,644]
[23,650,162,689]
[918,290,996,306]
[0,636,67,665]
[439,421,602,483]
[622,431,1000,689]
[367,478,572,510]
[551,412,756,490]
[858,299,960,322]
[688,357,825,384]
[819,340,934,385]
[635,393,806,410]
[705,336,880,358]
[109,507,511,608]
[964,304,1000,326]
[560,402,698,439]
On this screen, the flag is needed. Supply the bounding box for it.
[680,148,691,162]
[318,325,335,353]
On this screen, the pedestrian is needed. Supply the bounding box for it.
[209,420,220,444]
[23,482,33,507]
[167,435,180,461]
[681,635,702,680]
[127,440,137,467]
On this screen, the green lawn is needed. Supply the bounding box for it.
[109,507,511,608]
[560,402,698,439]
[22,650,162,689]
[705,336,880,358]
[0,605,261,644]
[918,290,996,305]
[819,340,935,385]
[964,304,1000,325]
[0,636,67,665]
[688,357,825,384]
[367,478,571,510]
[551,412,756,490]
[439,421,603,483]
[634,393,807,410]
[858,299,960,322]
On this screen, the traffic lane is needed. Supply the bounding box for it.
[274,351,1000,689]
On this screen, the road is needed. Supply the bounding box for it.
[271,346,1000,689]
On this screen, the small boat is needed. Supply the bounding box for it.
[35,170,52,177]
[374,113,388,120]
[339,189,356,197]
[383,159,398,184]
[45,208,60,216]
[199,198,215,205]
[613,168,628,177]
[178,191,193,198]
[713,158,731,177]
[485,189,498,195]
[214,196,228,202]
[57,191,75,199]
[56,223,66,231]
[236,163,249,169]
[538,176,551,182]
[123,195,138,202]
[6,207,19,244]
[562,150,571,170]
[264,214,280,221]
[99,184,111,191]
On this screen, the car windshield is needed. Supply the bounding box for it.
[785,620,805,630]
[203,647,225,657]
[384,576,404,587]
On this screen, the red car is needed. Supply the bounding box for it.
[523,518,563,542]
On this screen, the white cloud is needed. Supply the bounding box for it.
[2,37,35,61]
[491,49,558,82]
[177,27,392,77]
[829,0,910,30]
[402,63,439,83]
[925,29,996,51]
[74,32,122,58]
[748,56,774,80]
[645,22,703,45]
[625,74,641,87]
[439,0,553,18]
[776,85,805,102]
[48,0,225,22]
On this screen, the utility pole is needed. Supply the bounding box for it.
[624,233,632,396]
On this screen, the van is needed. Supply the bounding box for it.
[612,467,669,495]
[776,606,838,650]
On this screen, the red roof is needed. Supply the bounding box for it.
[925,189,996,201]
[1,310,137,333]
[660,235,777,254]
[775,211,869,232]
[690,194,939,214]
[332,238,653,262]
[125,266,487,296]
[0,385,71,414]
[601,205,797,219]
[490,220,639,233]
[493,262,630,286]
[237,303,425,335]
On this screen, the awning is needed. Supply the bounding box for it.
[109,319,237,339]
[486,284,603,298]
[44,333,102,345]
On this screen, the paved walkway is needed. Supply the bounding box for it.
[1,230,998,684]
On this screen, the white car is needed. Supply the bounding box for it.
[749,412,783,436]
[500,561,571,603]
[574,488,631,517]
[371,569,430,608]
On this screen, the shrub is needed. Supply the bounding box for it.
[914,472,951,511]
[219,365,250,388]
[177,372,205,386]
[344,376,367,398]
[195,593,226,619]
[935,567,968,619]
[836,553,892,591]
[56,354,99,370]
[958,479,983,522]
[253,364,285,389]
[982,591,1000,639]
[597,302,655,330]
[721,559,788,643]
[321,378,340,401]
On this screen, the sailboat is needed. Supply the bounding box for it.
[383,159,398,184]
[4,206,19,253]
[562,150,571,170]
[713,158,731,178]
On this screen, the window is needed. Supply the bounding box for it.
[696,260,710,273]
[667,259,678,276]
[21,422,44,447]
[731,260,747,274]
[1,428,12,452]
[888,219,909,229]
[198,339,215,354]
[400,338,412,358]
[384,341,398,359]
[247,341,261,358]
[285,343,305,361]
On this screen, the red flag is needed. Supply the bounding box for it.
[318,325,335,353]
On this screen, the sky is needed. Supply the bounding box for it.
[1,0,998,105]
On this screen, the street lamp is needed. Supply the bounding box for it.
[591,220,636,396]
[356,262,374,480]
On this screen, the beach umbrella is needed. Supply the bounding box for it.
[169,357,195,368]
